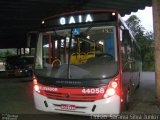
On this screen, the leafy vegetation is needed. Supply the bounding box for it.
[0,49,17,62]
[125,15,154,71]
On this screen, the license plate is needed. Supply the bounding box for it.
[61,104,76,110]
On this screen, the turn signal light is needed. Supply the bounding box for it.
[111,81,118,88]
[33,79,37,85]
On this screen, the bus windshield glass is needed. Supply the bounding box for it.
[35,25,118,79]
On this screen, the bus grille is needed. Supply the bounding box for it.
[45,91,98,101]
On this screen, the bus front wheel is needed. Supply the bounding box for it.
[123,89,131,111]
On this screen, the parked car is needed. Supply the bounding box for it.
[5,55,34,77]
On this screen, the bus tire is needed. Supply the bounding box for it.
[126,90,131,110]
[123,89,131,111]
[136,72,141,89]
[136,81,140,89]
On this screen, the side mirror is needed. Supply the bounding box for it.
[122,29,131,43]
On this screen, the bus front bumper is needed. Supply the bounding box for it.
[33,90,121,116]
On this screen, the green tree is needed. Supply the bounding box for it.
[0,49,16,58]
[125,15,154,71]
[4,50,12,57]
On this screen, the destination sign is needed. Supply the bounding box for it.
[59,14,93,25]
[41,11,117,28]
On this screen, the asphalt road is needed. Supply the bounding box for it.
[0,72,159,120]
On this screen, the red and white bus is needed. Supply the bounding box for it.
[33,10,142,115]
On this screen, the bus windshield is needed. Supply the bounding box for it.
[35,25,118,79]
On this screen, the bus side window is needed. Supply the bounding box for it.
[122,29,132,71]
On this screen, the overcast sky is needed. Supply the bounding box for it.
[122,7,153,32]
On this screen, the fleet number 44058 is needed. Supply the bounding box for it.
[81,88,105,94]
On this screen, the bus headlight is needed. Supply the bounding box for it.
[103,77,119,98]
[34,85,40,93]
[106,88,116,96]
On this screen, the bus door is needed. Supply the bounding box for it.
[121,30,135,94]
[43,33,52,65]
[55,35,68,64]
[43,33,68,67]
